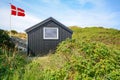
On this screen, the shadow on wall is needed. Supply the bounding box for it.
[28,48,55,57]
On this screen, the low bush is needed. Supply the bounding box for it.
[0,48,27,80]
[1,27,120,80]
[0,29,15,49]
[10,39,120,80]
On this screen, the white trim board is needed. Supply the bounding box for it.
[43,27,59,39]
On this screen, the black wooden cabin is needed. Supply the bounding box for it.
[25,17,73,56]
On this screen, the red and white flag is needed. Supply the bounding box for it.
[11,4,25,17]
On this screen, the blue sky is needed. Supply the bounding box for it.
[0,0,120,32]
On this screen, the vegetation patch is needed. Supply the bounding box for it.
[0,27,120,80]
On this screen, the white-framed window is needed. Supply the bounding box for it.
[43,27,59,39]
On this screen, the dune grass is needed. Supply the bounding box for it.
[1,27,120,80]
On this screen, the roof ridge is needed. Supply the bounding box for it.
[25,17,73,34]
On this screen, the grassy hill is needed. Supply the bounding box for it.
[70,26,120,50]
[7,30,27,40]
[0,27,120,80]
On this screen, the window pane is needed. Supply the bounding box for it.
[44,28,58,39]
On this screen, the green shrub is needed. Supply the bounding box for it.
[0,29,15,49]
[1,27,120,80]
[55,39,120,79]
[0,48,27,80]
[10,38,120,80]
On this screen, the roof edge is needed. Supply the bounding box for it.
[25,17,73,34]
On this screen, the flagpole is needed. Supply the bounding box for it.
[10,3,12,38]
[10,9,12,37]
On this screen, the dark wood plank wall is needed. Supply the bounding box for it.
[28,20,72,56]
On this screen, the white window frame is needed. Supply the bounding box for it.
[43,27,59,39]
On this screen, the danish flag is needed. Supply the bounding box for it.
[11,4,25,17]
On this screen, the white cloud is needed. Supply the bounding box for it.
[77,0,105,6]
[60,10,120,29]
[0,8,41,32]
[1,0,120,31]
[40,0,60,4]
[49,0,120,29]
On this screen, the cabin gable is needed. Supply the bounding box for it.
[26,17,72,56]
